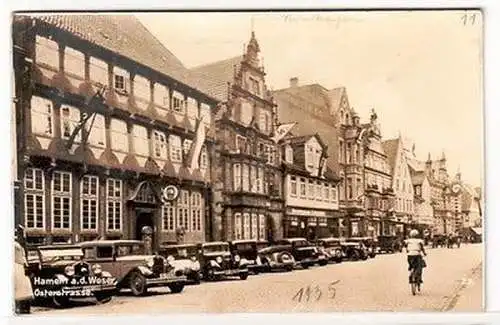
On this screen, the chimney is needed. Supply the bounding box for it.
[290,77,298,88]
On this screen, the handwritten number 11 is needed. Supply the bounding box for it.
[462,13,477,26]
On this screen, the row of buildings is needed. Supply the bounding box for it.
[12,15,482,248]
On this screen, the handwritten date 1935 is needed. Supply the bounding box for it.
[292,280,340,303]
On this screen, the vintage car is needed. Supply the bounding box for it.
[80,240,187,296]
[26,244,117,307]
[377,235,402,253]
[275,238,328,268]
[346,237,377,258]
[340,242,369,261]
[256,244,295,272]
[316,237,344,263]
[228,240,270,274]
[158,243,201,284]
[198,241,249,281]
[14,241,33,314]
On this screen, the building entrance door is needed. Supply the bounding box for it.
[135,210,154,242]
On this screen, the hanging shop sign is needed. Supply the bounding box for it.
[161,185,179,203]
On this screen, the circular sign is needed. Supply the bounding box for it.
[451,183,461,195]
[162,185,179,202]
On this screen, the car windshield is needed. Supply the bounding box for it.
[235,243,254,251]
[323,240,340,247]
[166,246,197,258]
[39,248,83,263]
[256,242,269,250]
[202,244,229,254]
[116,244,145,256]
[294,240,309,247]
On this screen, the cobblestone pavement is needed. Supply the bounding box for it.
[31,243,482,314]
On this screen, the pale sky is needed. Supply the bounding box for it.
[137,11,483,187]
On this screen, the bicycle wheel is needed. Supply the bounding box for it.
[410,269,417,295]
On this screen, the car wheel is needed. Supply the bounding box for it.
[285,265,294,272]
[95,293,112,304]
[239,272,248,280]
[335,258,343,264]
[15,300,31,314]
[129,272,148,296]
[53,296,70,308]
[204,269,215,281]
[319,260,328,266]
[168,283,185,293]
[301,263,310,269]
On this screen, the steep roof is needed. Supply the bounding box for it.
[190,55,243,101]
[328,87,346,112]
[23,14,207,95]
[382,138,400,172]
[410,169,426,185]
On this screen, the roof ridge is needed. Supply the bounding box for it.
[190,55,243,71]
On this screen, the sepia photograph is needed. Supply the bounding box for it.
[10,10,483,314]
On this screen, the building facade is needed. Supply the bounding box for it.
[410,169,434,234]
[272,81,358,238]
[383,136,415,235]
[192,32,282,242]
[359,111,395,237]
[13,15,217,247]
[408,153,452,235]
[280,134,340,240]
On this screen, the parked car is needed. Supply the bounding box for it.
[256,244,295,272]
[14,241,33,314]
[340,242,368,261]
[198,241,249,281]
[275,238,328,268]
[346,237,377,258]
[316,237,344,263]
[228,240,270,274]
[377,235,402,253]
[158,243,201,284]
[26,244,116,307]
[80,240,187,296]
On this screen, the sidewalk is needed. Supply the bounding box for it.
[450,264,483,311]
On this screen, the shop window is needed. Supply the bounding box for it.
[251,214,258,240]
[24,168,45,229]
[106,179,122,231]
[258,214,266,240]
[162,204,176,231]
[52,171,72,230]
[234,213,242,240]
[81,175,98,231]
[243,213,251,239]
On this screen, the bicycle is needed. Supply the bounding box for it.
[409,258,424,295]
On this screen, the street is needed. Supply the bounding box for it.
[32,243,482,314]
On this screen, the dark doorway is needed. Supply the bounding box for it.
[135,211,154,241]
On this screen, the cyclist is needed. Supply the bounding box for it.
[404,229,427,291]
